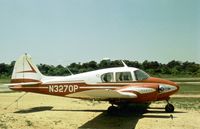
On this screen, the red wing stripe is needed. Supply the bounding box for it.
[79,86,118,89]
[10,87,48,89]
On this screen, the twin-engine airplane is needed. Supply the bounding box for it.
[8,54,179,113]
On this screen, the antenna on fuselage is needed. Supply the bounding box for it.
[66,67,74,75]
[121,60,128,67]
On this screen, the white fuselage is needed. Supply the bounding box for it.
[42,67,139,84]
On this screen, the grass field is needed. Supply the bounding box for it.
[0,78,10,84]
[178,84,200,94]
[168,78,200,82]
[154,97,200,110]
[0,78,11,93]
[171,97,200,110]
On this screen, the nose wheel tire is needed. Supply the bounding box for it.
[165,103,174,113]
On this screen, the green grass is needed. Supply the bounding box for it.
[0,78,12,93]
[171,97,200,110]
[153,74,200,78]
[155,97,200,110]
[161,77,200,82]
[178,84,200,94]
[169,78,200,82]
[0,78,10,84]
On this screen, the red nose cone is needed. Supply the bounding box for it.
[140,77,179,92]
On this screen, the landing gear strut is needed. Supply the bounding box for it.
[165,100,174,113]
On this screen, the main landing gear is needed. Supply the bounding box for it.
[107,100,175,114]
[107,105,118,115]
[165,100,174,113]
[107,102,149,115]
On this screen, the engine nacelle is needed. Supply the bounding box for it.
[158,84,177,93]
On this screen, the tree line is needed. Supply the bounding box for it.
[0,60,200,78]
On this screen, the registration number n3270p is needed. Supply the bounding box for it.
[48,85,79,93]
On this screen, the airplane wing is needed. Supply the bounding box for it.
[66,85,156,100]
[66,89,137,99]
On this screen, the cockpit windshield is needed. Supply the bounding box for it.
[134,70,149,81]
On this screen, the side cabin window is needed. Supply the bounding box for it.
[101,72,114,83]
[134,70,149,81]
[116,72,133,82]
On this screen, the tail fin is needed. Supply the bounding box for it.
[11,54,43,83]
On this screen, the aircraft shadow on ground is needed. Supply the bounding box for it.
[51,109,105,112]
[79,112,142,129]
[78,105,149,129]
[79,106,186,129]
[14,105,186,129]
[14,106,53,113]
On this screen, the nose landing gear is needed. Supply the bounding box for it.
[165,100,174,113]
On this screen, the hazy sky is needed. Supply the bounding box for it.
[0,0,199,65]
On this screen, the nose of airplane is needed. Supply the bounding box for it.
[144,77,179,93]
[158,84,178,93]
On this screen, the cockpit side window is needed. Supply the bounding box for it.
[101,72,114,83]
[116,72,133,82]
[134,70,149,81]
